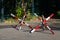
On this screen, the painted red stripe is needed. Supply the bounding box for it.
[13,16,18,20]
[50,30,54,35]
[43,19,47,23]
[34,25,40,30]
[49,13,54,18]
[45,24,54,35]
[28,25,32,29]
[43,13,54,23]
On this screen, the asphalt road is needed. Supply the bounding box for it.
[0,21,60,40]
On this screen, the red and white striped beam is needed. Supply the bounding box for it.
[45,24,54,34]
[11,13,21,21]
[43,13,54,23]
[34,13,42,20]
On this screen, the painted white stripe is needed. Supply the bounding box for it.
[46,17,50,21]
[19,27,22,30]
[31,29,36,33]
[16,26,22,30]
[40,19,42,22]
[11,13,15,17]
[21,21,24,24]
[25,23,29,26]
[34,13,38,16]
[46,26,51,30]
[18,19,21,21]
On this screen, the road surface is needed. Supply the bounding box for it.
[0,20,60,40]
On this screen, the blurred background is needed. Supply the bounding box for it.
[0,0,60,23]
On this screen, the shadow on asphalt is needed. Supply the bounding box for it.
[0,24,60,30]
[0,25,14,29]
[23,29,53,35]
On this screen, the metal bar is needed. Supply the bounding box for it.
[1,0,4,22]
[31,0,34,14]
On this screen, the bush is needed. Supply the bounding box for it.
[57,10,60,15]
[15,6,23,18]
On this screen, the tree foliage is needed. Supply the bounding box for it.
[1,0,60,20]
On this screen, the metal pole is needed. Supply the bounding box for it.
[31,0,34,14]
[1,0,4,22]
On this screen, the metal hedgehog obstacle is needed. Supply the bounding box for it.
[11,13,32,30]
[30,13,55,35]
